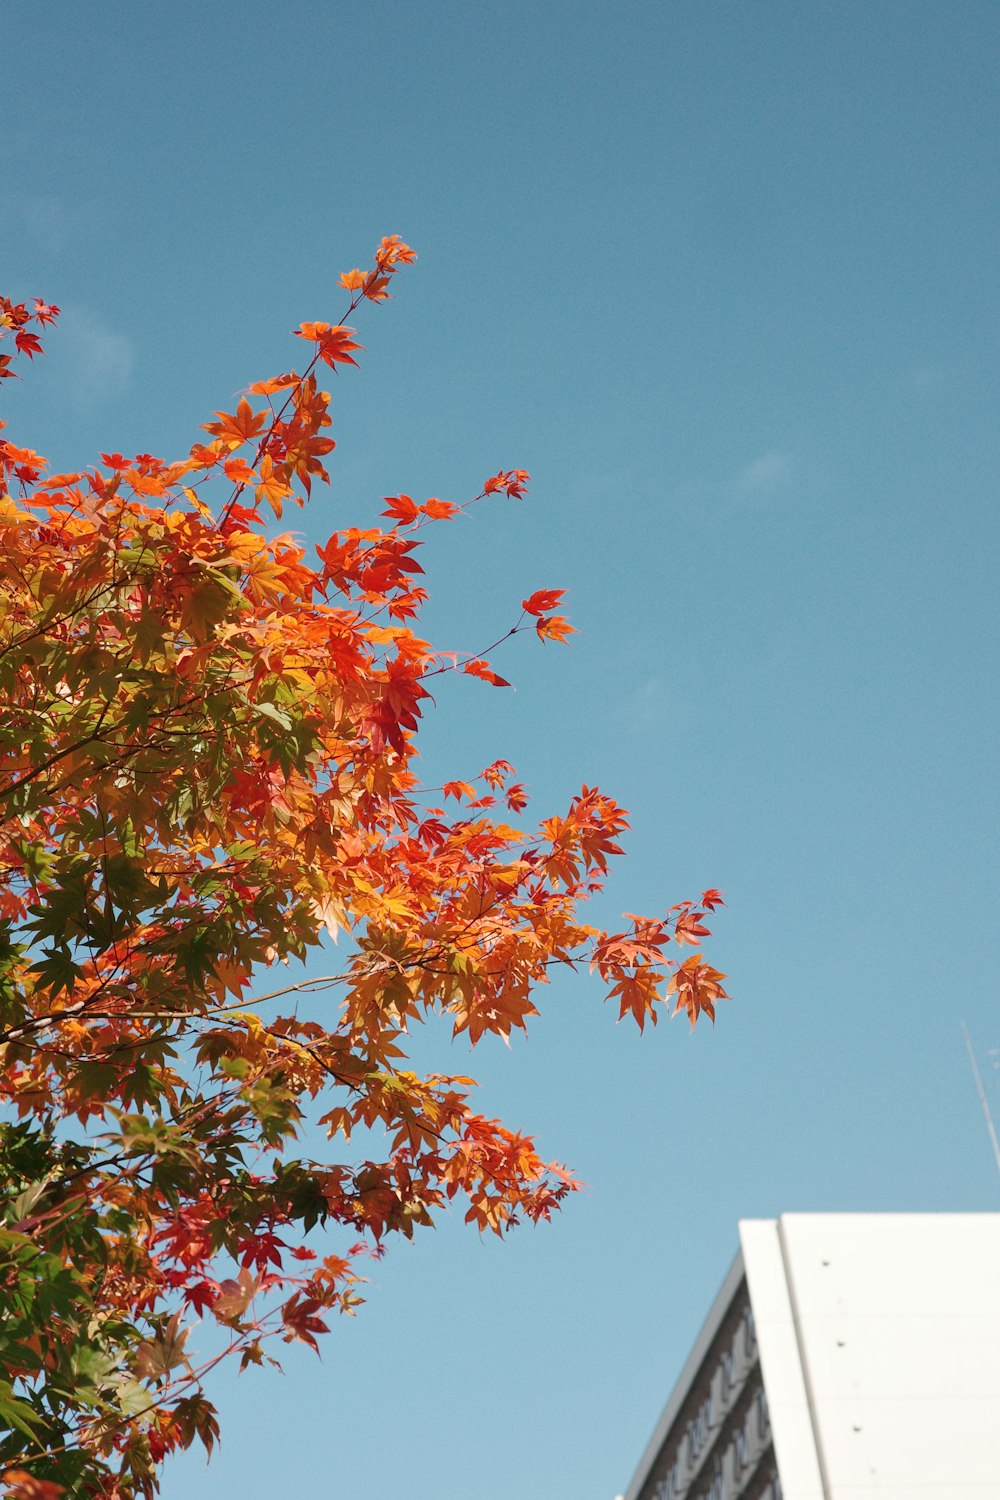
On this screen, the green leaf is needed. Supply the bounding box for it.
[0,1381,46,1441]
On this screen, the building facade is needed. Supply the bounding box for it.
[623,1214,1000,1500]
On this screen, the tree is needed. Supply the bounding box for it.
[0,240,727,1499]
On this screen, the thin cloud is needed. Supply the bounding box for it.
[624,674,692,735]
[7,190,102,255]
[53,307,134,408]
[731,448,793,505]
[23,196,69,255]
[897,359,962,394]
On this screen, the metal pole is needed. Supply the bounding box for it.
[962,1021,1000,1182]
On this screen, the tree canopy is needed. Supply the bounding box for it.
[0,240,727,1499]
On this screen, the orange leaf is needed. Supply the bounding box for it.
[673,910,712,946]
[255,454,294,517]
[203,397,267,449]
[374,234,417,269]
[362,273,392,302]
[443,780,477,802]
[248,372,298,396]
[294,323,363,369]
[421,498,460,520]
[535,614,576,643]
[223,457,256,484]
[481,758,515,788]
[608,965,661,1032]
[667,955,729,1027]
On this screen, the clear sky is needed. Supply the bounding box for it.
[5,2,999,1496]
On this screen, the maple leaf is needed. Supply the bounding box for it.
[361,273,392,302]
[212,1267,260,1323]
[443,780,477,802]
[522,587,566,616]
[255,454,294,517]
[294,322,363,369]
[14,331,43,359]
[374,234,417,269]
[281,1294,330,1355]
[673,909,712,946]
[184,1280,219,1317]
[247,372,298,396]
[481,758,513,785]
[382,493,420,524]
[484,468,530,499]
[421,497,460,519]
[608,964,661,1031]
[171,1395,221,1460]
[2,1473,64,1500]
[203,397,267,449]
[135,1310,192,1382]
[311,892,347,941]
[535,614,576,643]
[667,955,730,1027]
[463,659,512,688]
[0,251,726,1497]
[223,457,256,483]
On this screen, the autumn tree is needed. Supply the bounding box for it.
[0,241,727,1500]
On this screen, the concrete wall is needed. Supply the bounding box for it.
[741,1213,1000,1500]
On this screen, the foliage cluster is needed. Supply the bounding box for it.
[0,244,726,1497]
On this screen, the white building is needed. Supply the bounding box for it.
[622,1214,1000,1500]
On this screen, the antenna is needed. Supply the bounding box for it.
[962,1021,1000,1182]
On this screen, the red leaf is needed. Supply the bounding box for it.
[481,759,515,788]
[462,659,511,688]
[281,1294,330,1355]
[522,588,566,616]
[3,1470,65,1500]
[484,468,530,499]
[381,494,420,524]
[505,783,528,812]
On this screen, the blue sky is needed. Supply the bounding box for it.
[5,1,999,1496]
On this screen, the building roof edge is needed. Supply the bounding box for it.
[622,1240,758,1500]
